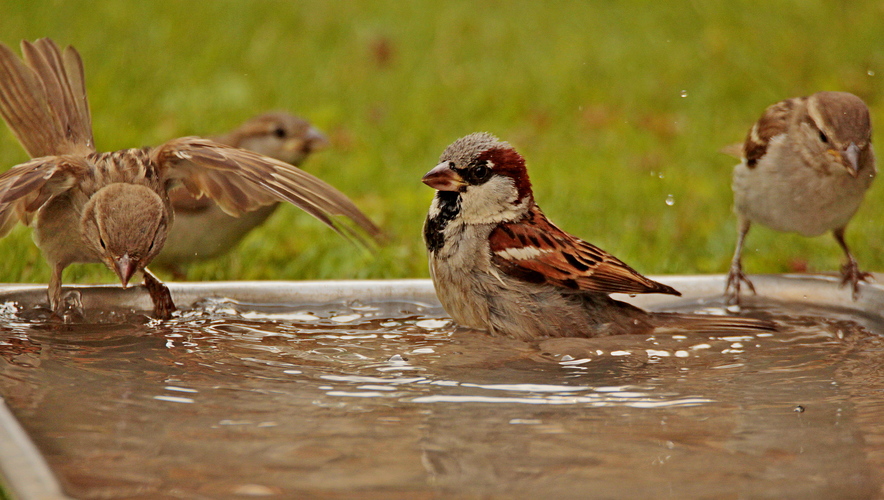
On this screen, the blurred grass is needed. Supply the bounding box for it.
[0,1,883,285]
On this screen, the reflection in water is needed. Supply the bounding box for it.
[0,297,883,498]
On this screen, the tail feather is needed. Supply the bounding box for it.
[652,312,777,334]
[0,38,93,158]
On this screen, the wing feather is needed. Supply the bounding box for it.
[153,138,382,243]
[489,205,680,296]
[0,38,94,158]
[743,98,798,167]
[0,156,87,237]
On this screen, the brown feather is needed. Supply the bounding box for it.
[0,39,94,157]
[743,98,798,167]
[152,138,382,241]
[0,43,58,156]
[0,156,88,230]
[489,204,681,296]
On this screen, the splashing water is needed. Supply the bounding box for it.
[1,285,883,498]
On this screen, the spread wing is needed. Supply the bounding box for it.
[153,137,382,243]
[743,97,797,167]
[0,38,94,158]
[0,156,89,236]
[488,205,680,296]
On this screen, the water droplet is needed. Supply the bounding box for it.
[680,90,688,98]
[868,70,876,76]
[665,195,675,206]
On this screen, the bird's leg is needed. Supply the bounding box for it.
[142,268,176,319]
[48,263,64,315]
[46,263,84,321]
[833,227,871,300]
[724,218,755,304]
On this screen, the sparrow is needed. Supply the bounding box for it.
[0,38,381,319]
[422,132,775,340]
[153,112,330,276]
[725,91,876,304]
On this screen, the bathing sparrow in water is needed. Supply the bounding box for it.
[725,91,875,304]
[154,112,330,276]
[0,39,381,318]
[423,132,775,340]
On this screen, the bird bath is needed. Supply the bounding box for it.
[1,276,883,499]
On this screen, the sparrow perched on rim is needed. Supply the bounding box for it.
[422,132,775,340]
[725,91,876,304]
[153,112,330,276]
[0,39,381,319]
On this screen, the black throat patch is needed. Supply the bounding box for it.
[424,191,461,253]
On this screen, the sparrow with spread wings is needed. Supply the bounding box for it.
[153,111,331,277]
[0,39,381,319]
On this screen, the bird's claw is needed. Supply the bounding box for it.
[724,265,756,305]
[60,290,85,323]
[143,270,176,320]
[840,260,872,301]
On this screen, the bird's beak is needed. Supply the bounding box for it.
[422,162,466,191]
[303,127,330,153]
[829,143,861,178]
[842,143,861,178]
[114,254,138,288]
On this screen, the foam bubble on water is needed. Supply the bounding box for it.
[330,314,362,323]
[239,311,321,321]
[415,319,450,329]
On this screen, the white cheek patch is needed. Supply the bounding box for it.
[459,175,528,224]
[495,245,550,261]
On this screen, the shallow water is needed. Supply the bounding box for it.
[1,294,884,499]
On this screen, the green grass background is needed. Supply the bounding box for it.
[0,1,882,286]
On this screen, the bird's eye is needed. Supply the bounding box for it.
[473,164,489,181]
[448,161,456,169]
[819,130,829,144]
[273,127,286,138]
